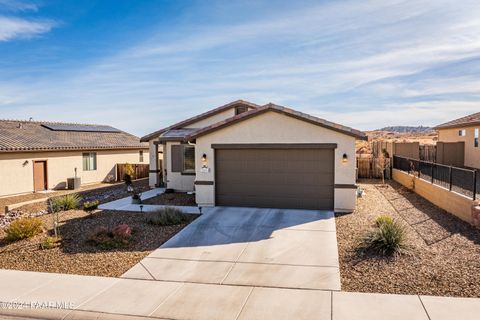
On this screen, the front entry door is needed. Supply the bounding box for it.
[33,161,47,192]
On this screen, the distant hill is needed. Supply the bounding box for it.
[376,126,433,133]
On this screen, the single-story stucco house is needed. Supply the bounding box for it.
[141,100,366,212]
[0,120,148,197]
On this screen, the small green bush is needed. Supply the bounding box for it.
[358,218,409,256]
[146,207,189,226]
[5,217,43,242]
[40,236,61,250]
[51,193,82,212]
[83,200,99,212]
[375,215,394,227]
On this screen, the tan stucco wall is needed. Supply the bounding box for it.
[438,127,480,169]
[184,108,236,129]
[193,111,357,211]
[163,141,195,191]
[183,106,255,129]
[0,149,148,197]
[393,169,474,224]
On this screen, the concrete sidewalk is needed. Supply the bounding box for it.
[0,269,478,320]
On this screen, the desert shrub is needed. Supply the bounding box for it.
[40,236,61,250]
[5,217,43,242]
[51,193,81,212]
[375,215,394,227]
[146,207,189,226]
[83,200,99,212]
[124,162,135,183]
[89,224,132,250]
[358,218,409,256]
[112,224,132,239]
[124,173,132,186]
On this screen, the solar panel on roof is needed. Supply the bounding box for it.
[41,124,121,133]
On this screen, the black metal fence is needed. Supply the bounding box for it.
[393,156,478,200]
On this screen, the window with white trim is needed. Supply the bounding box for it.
[459,129,466,137]
[139,150,144,162]
[82,152,97,171]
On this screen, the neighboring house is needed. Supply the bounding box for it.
[434,112,480,169]
[141,100,366,212]
[0,120,148,197]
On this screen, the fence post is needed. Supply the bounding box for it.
[431,162,434,184]
[473,170,477,201]
[449,166,453,191]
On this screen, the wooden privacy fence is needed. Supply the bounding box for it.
[372,141,437,162]
[419,145,436,162]
[357,157,392,179]
[116,163,149,182]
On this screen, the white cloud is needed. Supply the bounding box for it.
[2,0,480,135]
[0,16,54,41]
[0,0,38,12]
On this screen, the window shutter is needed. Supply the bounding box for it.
[171,145,182,172]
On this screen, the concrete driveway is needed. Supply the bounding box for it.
[123,206,341,290]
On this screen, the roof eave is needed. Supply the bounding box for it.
[140,100,260,142]
[186,106,367,141]
[434,121,480,130]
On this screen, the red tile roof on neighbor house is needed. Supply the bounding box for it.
[435,112,480,129]
[185,103,367,140]
[0,119,148,152]
[140,100,259,142]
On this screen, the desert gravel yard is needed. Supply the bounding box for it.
[337,180,480,298]
[0,178,150,215]
[0,209,196,277]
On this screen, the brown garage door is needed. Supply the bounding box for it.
[215,147,334,210]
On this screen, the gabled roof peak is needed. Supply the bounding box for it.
[140,100,259,142]
[185,103,366,140]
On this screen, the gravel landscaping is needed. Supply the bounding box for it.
[0,208,197,277]
[336,180,480,298]
[0,179,150,228]
[142,192,197,206]
[0,178,150,214]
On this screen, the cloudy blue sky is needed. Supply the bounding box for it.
[1,0,479,136]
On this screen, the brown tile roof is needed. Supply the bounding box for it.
[186,103,367,140]
[434,112,480,129]
[140,100,259,142]
[0,120,148,153]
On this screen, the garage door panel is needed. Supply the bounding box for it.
[215,148,334,210]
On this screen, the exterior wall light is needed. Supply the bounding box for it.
[342,153,348,163]
[202,153,207,162]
